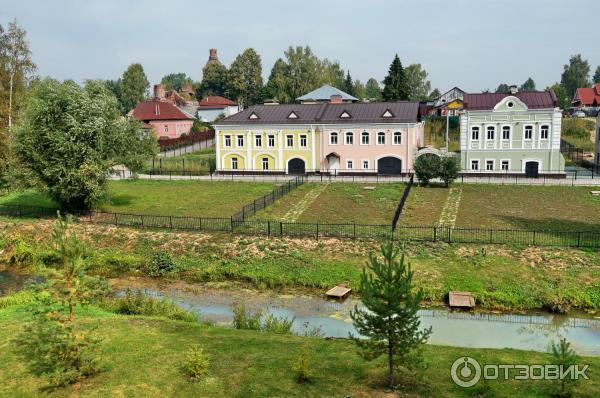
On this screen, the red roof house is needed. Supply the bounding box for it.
[198,96,238,109]
[572,83,600,107]
[131,100,194,139]
[197,96,240,122]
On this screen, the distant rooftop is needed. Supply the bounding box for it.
[463,90,559,111]
[296,84,358,103]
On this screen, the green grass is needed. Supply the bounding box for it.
[400,186,450,225]
[561,117,596,151]
[148,148,216,174]
[254,183,406,224]
[0,189,58,209]
[1,306,598,397]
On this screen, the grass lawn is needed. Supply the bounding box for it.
[1,306,598,397]
[399,186,450,225]
[147,148,216,174]
[0,189,58,209]
[456,185,600,231]
[254,182,406,224]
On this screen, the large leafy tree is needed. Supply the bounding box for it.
[353,79,365,100]
[228,48,263,106]
[560,54,590,98]
[382,55,409,101]
[495,83,512,93]
[283,46,324,102]
[405,63,431,101]
[161,72,193,92]
[322,60,345,90]
[519,77,536,91]
[365,78,382,100]
[547,83,570,110]
[428,88,441,99]
[119,63,149,112]
[593,66,600,84]
[351,244,432,389]
[263,58,288,102]
[15,78,156,211]
[197,62,229,99]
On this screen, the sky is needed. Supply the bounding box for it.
[1,0,599,94]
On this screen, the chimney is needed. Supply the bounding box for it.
[209,48,219,61]
[153,83,166,99]
[509,85,518,95]
[330,94,343,104]
[155,103,160,115]
[181,84,194,93]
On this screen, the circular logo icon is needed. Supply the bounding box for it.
[451,357,482,387]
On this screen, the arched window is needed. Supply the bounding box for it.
[361,131,370,145]
[330,132,338,145]
[377,132,386,145]
[345,131,354,145]
[393,132,402,145]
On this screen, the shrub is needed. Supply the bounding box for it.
[232,303,262,330]
[107,289,198,322]
[292,350,314,384]
[413,155,441,186]
[263,313,295,334]
[148,251,177,276]
[0,290,37,309]
[550,338,579,397]
[438,156,460,187]
[7,238,37,266]
[182,345,210,382]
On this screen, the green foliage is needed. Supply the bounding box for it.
[413,155,441,186]
[6,236,37,266]
[520,77,536,91]
[106,289,198,322]
[263,313,295,334]
[561,117,595,149]
[263,58,289,102]
[148,251,177,276]
[382,54,409,101]
[547,83,571,110]
[231,303,294,334]
[428,88,441,99]
[495,83,512,93]
[343,70,355,96]
[561,54,591,98]
[228,48,263,107]
[593,66,600,84]
[365,78,382,100]
[550,338,579,397]
[14,78,156,211]
[182,345,210,382]
[0,290,36,309]
[120,63,149,112]
[161,72,193,92]
[14,310,102,387]
[438,157,460,187]
[197,62,229,99]
[405,64,431,101]
[350,243,432,389]
[353,79,365,100]
[292,350,314,384]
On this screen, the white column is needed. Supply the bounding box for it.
[278,129,283,170]
[310,126,316,171]
[246,130,252,170]
[215,129,221,170]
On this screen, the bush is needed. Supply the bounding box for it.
[182,345,210,382]
[0,290,37,309]
[148,251,177,276]
[7,238,37,266]
[106,289,198,322]
[263,313,295,334]
[413,155,441,186]
[292,350,314,384]
[232,303,294,334]
[438,157,460,187]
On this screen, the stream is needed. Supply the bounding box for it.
[2,271,599,356]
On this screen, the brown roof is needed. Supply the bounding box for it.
[216,102,420,125]
[463,91,559,111]
[198,96,237,108]
[132,100,194,121]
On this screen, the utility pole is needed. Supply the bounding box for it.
[8,72,13,130]
[445,110,449,151]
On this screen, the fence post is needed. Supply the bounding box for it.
[489,228,493,244]
[169,216,173,229]
[231,217,234,233]
[447,226,452,243]
[577,231,581,247]
[433,225,437,242]
[353,223,356,240]
[532,230,536,245]
[114,213,118,226]
[316,223,319,241]
[267,220,271,236]
[280,221,283,237]
[140,215,144,228]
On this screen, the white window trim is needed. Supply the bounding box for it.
[484,159,495,171]
[285,134,294,148]
[376,132,386,145]
[261,157,270,170]
[521,159,542,173]
[485,125,496,141]
[299,134,307,148]
[471,126,480,141]
[224,135,232,147]
[392,132,402,145]
[231,157,239,170]
[540,124,550,140]
[360,132,370,145]
[346,159,354,169]
[329,132,339,145]
[470,159,480,171]
[500,159,511,171]
[236,135,244,148]
[267,134,276,148]
[523,124,534,141]
[500,125,511,141]
[345,131,354,145]
[254,134,262,148]
[361,159,369,170]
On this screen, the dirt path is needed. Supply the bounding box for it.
[438,187,462,227]
[281,183,329,222]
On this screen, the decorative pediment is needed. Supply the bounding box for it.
[248,112,259,120]
[339,110,352,119]
[493,96,528,112]
[381,109,394,118]
[287,111,298,119]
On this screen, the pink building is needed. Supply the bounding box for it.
[131,100,194,139]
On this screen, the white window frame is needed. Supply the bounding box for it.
[470,159,480,171]
[345,131,354,145]
[236,135,244,148]
[231,157,238,170]
[224,135,232,147]
[330,132,338,145]
[485,159,495,171]
[471,126,480,140]
[501,125,511,140]
[486,125,495,141]
[254,134,262,148]
[286,134,294,148]
[361,131,370,145]
[377,132,386,145]
[299,134,307,148]
[362,160,369,170]
[393,132,402,145]
[261,157,269,170]
[163,125,169,133]
[346,159,354,169]
[523,124,534,140]
[540,124,549,140]
[267,134,275,148]
[500,159,510,171]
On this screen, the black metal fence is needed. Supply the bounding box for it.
[2,203,600,248]
[231,175,306,221]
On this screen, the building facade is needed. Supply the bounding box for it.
[131,100,194,139]
[214,102,423,174]
[595,112,600,169]
[459,90,564,177]
[197,96,240,122]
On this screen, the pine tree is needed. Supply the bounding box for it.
[343,70,355,96]
[351,243,432,389]
[519,77,536,91]
[550,338,579,397]
[382,55,409,101]
[593,66,600,84]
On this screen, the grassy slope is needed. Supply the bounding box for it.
[399,186,450,225]
[3,221,599,311]
[0,306,598,398]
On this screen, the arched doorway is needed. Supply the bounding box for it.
[377,156,403,175]
[525,161,539,178]
[288,158,306,174]
[326,152,340,174]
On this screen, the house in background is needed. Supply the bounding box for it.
[197,96,240,122]
[131,100,194,139]
[596,112,600,169]
[572,83,600,114]
[429,87,465,116]
[213,98,423,175]
[459,88,564,177]
[296,84,358,104]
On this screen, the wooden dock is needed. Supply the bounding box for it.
[326,286,352,300]
[448,291,475,308]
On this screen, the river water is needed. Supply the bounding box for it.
[2,271,599,356]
